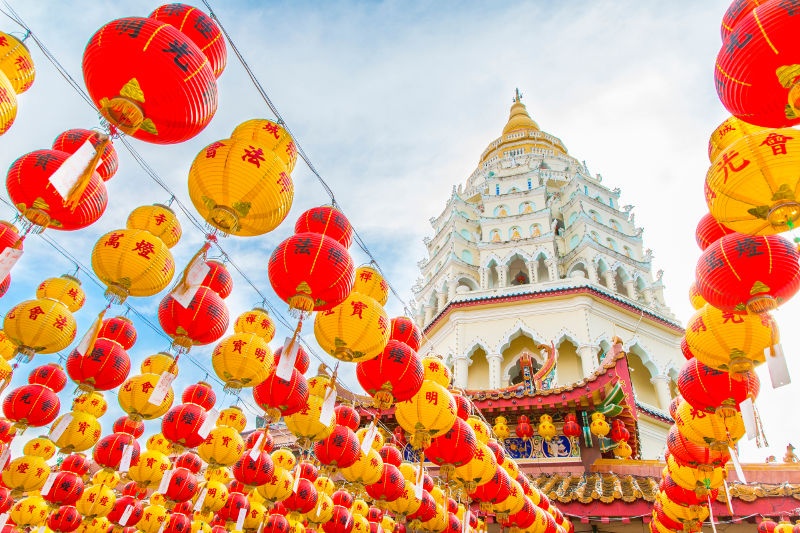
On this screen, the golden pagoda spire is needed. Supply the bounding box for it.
[503,88,539,134]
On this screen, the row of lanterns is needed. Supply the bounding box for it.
[0,30,35,136]
[652,1,800,531]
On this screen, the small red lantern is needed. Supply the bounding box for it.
[365,464,405,504]
[696,232,800,314]
[562,413,581,438]
[164,467,198,504]
[3,383,61,428]
[201,260,233,299]
[181,381,216,411]
[52,128,119,181]
[29,362,68,390]
[66,337,131,392]
[609,420,630,443]
[175,452,203,474]
[122,481,148,499]
[298,461,318,482]
[677,358,759,416]
[253,367,309,421]
[93,432,140,470]
[245,429,274,453]
[158,286,229,349]
[264,514,291,533]
[82,17,218,144]
[42,471,84,506]
[232,450,274,489]
[282,478,318,514]
[97,316,137,349]
[424,417,477,477]
[148,4,227,78]
[469,466,512,509]
[666,425,730,469]
[332,490,354,508]
[60,454,90,476]
[389,316,421,352]
[274,344,310,374]
[695,213,734,251]
[48,505,83,533]
[406,491,436,523]
[453,393,470,421]
[162,403,208,448]
[322,505,353,533]
[356,340,424,409]
[164,512,192,533]
[515,415,533,439]
[294,206,353,249]
[113,416,145,438]
[334,404,360,431]
[107,495,143,527]
[378,445,402,467]
[314,426,361,471]
[268,232,354,313]
[758,518,778,533]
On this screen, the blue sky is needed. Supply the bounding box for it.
[0,0,797,462]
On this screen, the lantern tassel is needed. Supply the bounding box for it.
[754,404,769,448]
[65,135,111,211]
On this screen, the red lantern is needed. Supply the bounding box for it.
[265,514,292,533]
[515,415,533,439]
[3,383,61,428]
[332,490,354,508]
[406,491,436,523]
[298,462,318,482]
[469,466,511,509]
[696,232,800,314]
[282,478,318,514]
[453,393,470,421]
[392,426,406,447]
[113,416,145,438]
[181,381,216,410]
[389,317,421,352]
[322,505,353,533]
[314,425,360,470]
[97,316,137,349]
[268,232,354,313]
[502,498,536,530]
[42,471,84,506]
[677,358,759,416]
[232,450,274,489]
[563,413,581,438]
[367,508,383,524]
[274,344,310,374]
[52,128,119,181]
[652,501,684,532]
[0,486,11,514]
[334,404,360,431]
[175,452,203,474]
[378,446,402,467]
[66,337,131,391]
[356,340,424,408]
[758,518,778,533]
[164,512,192,533]
[93,432,140,470]
[0,276,9,298]
[659,474,716,507]
[695,213,734,251]
[666,426,730,469]
[164,467,198,504]
[609,420,630,443]
[172,501,194,516]
[424,417,477,477]
[201,260,233,299]
[60,454,90,476]
[48,505,83,533]
[253,368,309,420]
[82,17,218,143]
[158,286,229,349]
[162,403,208,448]
[294,206,353,249]
[245,430,274,452]
[365,464,404,504]
[148,4,227,78]
[6,149,108,231]
[122,481,148,499]
[29,363,67,390]
[107,495,143,527]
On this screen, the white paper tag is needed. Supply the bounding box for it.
[119,505,133,527]
[158,468,173,494]
[37,526,45,533]
[361,421,378,455]
[194,487,208,512]
[0,513,9,530]
[414,468,424,500]
[707,495,717,533]
[766,345,791,388]
[292,466,301,493]
[276,336,300,380]
[41,472,57,496]
[723,479,735,515]
[257,522,264,533]
[119,443,134,472]
[198,408,219,440]
[462,511,470,533]
[319,387,336,427]
[76,318,103,357]
[739,398,757,441]
[235,508,247,531]
[156,519,167,533]
[728,446,747,484]
[49,140,96,199]
[170,258,211,308]
[0,446,10,468]
[249,432,265,461]
[50,414,73,441]
[148,372,175,406]
[0,248,22,282]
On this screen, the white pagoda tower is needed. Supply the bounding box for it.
[411,91,685,458]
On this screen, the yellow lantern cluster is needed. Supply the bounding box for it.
[284,370,335,449]
[395,380,456,449]
[492,416,510,440]
[198,406,245,467]
[3,274,83,359]
[129,433,173,489]
[537,414,556,441]
[117,352,178,421]
[0,31,35,136]
[49,391,106,452]
[188,119,297,236]
[212,308,275,389]
[588,412,610,438]
[314,265,390,363]
[91,204,181,303]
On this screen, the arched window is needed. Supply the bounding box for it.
[588,210,602,223]
[490,229,501,242]
[509,226,522,240]
[460,229,471,241]
[590,231,599,241]
[494,205,509,217]
[569,235,580,250]
[607,238,618,251]
[461,250,474,265]
[519,202,534,214]
[567,212,579,226]
[623,246,632,258]
[530,224,542,237]
[610,219,620,231]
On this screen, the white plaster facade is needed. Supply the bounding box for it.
[411,93,685,458]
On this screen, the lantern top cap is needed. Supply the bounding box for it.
[502,89,539,135]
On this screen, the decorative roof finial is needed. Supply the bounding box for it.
[514,88,523,103]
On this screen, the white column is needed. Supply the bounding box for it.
[623,279,636,299]
[527,261,537,284]
[479,267,488,289]
[448,280,458,300]
[587,263,598,283]
[576,344,599,377]
[603,271,616,291]
[498,265,508,288]
[453,355,469,389]
[437,290,447,310]
[424,304,434,325]
[651,374,672,410]
[642,287,654,305]
[548,260,557,281]
[487,353,503,389]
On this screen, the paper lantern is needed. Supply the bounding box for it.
[117,373,175,421]
[148,3,226,77]
[48,505,83,533]
[93,432,140,471]
[423,417,477,478]
[356,340,424,409]
[162,403,208,449]
[284,395,335,449]
[0,31,35,93]
[197,425,244,467]
[395,381,456,449]
[253,367,309,421]
[694,213,733,251]
[314,292,390,363]
[36,275,86,312]
[314,425,361,472]
[2,454,51,493]
[452,442,497,493]
[201,260,233,298]
[707,115,766,163]
[66,337,131,392]
[666,426,730,470]
[389,316,421,352]
[3,382,61,429]
[677,358,759,416]
[3,297,77,358]
[127,204,182,248]
[674,398,745,451]
[159,286,229,349]
[97,316,137,350]
[233,307,275,340]
[82,17,217,143]
[352,266,389,306]
[211,332,274,389]
[421,355,451,388]
[0,70,15,136]
[294,205,352,247]
[52,128,119,181]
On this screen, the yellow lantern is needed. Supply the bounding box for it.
[666,455,725,494]
[352,266,389,306]
[453,442,496,492]
[230,119,298,172]
[0,70,17,136]
[36,275,86,312]
[211,332,274,389]
[589,412,610,438]
[0,32,35,94]
[685,304,773,374]
[72,391,108,418]
[117,373,174,421]
[204,466,231,483]
[674,399,745,451]
[356,426,385,451]
[77,517,111,533]
[284,395,335,449]
[141,352,180,375]
[351,499,370,516]
[381,515,396,533]
[314,476,335,496]
[351,513,370,533]
[2,454,50,494]
[421,504,448,533]
[385,480,421,517]
[192,519,212,533]
[492,416,510,441]
[0,330,17,360]
[245,499,268,529]
[421,355,451,388]
[218,406,248,431]
[233,308,275,341]
[3,297,77,358]
[146,432,175,455]
[127,204,182,248]
[492,479,525,520]
[193,480,228,513]
[538,414,556,441]
[271,449,297,471]
[688,282,706,310]
[22,435,56,458]
[775,520,795,533]
[256,467,293,503]
[92,469,119,487]
[314,292,390,363]
[706,129,800,235]
[137,504,168,533]
[500,455,519,480]
[657,491,709,526]
[198,425,244,467]
[76,483,116,518]
[395,380,457,449]
[188,137,294,236]
[91,228,175,302]
[10,494,48,527]
[49,411,102,452]
[466,416,490,445]
[707,116,766,163]
[307,373,332,398]
[614,441,633,459]
[305,493,333,525]
[128,449,171,488]
[339,448,383,485]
